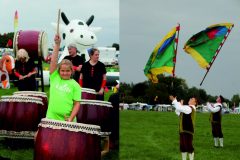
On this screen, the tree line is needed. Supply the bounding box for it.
[119,75,240,108]
[0,32,14,48]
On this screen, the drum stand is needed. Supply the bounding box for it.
[101,135,110,156]
[36,58,44,92]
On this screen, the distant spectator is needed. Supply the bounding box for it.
[14,49,37,91]
[64,43,85,82]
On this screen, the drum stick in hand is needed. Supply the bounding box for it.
[56,9,61,35]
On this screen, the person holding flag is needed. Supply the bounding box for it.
[169,95,198,160]
[206,95,225,148]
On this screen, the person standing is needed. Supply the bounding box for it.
[79,48,107,100]
[64,43,85,83]
[14,49,37,91]
[46,35,81,122]
[206,95,224,148]
[169,95,197,160]
[108,80,119,150]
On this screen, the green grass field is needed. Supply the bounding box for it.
[120,110,240,160]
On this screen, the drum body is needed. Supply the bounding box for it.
[77,100,113,135]
[13,30,48,60]
[13,91,48,116]
[34,118,101,160]
[81,88,96,100]
[0,96,44,139]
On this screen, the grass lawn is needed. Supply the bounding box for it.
[120,110,240,160]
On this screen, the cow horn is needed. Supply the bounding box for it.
[86,15,94,26]
[61,12,69,25]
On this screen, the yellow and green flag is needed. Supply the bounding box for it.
[184,23,234,69]
[144,25,180,83]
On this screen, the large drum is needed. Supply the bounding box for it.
[13,91,48,119]
[34,118,101,160]
[0,95,44,139]
[82,88,96,100]
[77,100,113,135]
[13,91,48,109]
[13,30,48,61]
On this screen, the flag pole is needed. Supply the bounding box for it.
[172,23,180,77]
[170,23,180,90]
[200,24,234,86]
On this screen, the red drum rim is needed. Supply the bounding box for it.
[80,99,113,108]
[0,95,43,105]
[39,118,101,135]
[82,88,97,94]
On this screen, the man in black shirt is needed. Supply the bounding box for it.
[64,43,85,82]
[79,48,106,100]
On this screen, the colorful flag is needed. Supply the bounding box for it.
[183,23,234,69]
[14,10,18,32]
[144,25,180,83]
[6,39,13,48]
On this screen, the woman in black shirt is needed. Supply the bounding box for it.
[79,48,106,100]
[14,49,37,91]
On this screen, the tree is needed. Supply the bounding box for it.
[119,75,226,106]
[119,82,134,103]
[131,82,148,98]
[0,32,14,48]
[231,94,240,107]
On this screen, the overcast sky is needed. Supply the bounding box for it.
[1,0,240,99]
[0,0,119,47]
[120,0,240,99]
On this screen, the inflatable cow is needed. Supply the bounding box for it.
[51,12,102,63]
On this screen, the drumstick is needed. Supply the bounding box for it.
[20,75,28,80]
[56,9,61,35]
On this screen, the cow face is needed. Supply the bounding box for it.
[63,19,98,48]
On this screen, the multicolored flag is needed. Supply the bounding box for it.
[184,23,234,85]
[14,10,18,32]
[183,23,234,69]
[144,24,180,83]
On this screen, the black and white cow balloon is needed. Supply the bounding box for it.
[52,12,102,63]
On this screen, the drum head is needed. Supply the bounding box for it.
[40,31,48,60]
